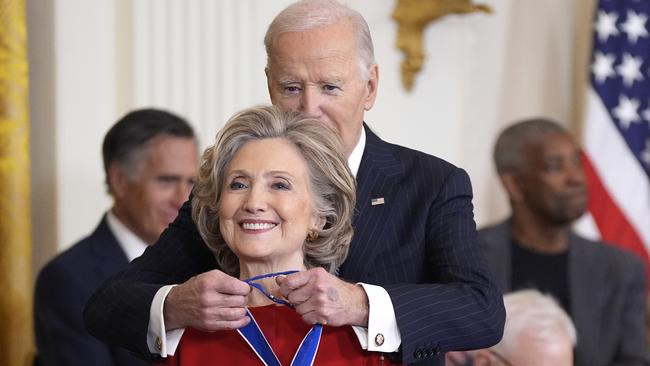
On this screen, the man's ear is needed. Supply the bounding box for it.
[108,163,128,199]
[499,172,523,203]
[363,64,379,111]
[265,67,273,101]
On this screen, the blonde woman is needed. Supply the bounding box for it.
[159,105,402,365]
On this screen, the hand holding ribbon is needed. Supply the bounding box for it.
[275,267,369,327]
[240,270,322,366]
[163,269,251,331]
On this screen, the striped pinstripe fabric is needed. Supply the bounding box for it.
[84,125,505,365]
[341,127,504,363]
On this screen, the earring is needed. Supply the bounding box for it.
[307,230,318,242]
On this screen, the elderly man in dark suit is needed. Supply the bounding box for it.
[84,1,505,365]
[34,109,198,366]
[480,117,650,366]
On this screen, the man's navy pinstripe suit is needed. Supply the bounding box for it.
[85,125,505,365]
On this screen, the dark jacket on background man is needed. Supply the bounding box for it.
[480,220,650,366]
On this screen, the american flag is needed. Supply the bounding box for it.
[576,0,650,281]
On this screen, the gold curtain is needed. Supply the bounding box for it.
[0,0,33,365]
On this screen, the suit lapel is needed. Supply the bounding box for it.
[339,125,404,280]
[89,216,130,279]
[569,234,602,361]
[485,221,513,292]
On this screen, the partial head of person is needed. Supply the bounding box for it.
[192,105,356,278]
[493,118,587,227]
[103,108,198,245]
[264,0,379,157]
[473,289,577,366]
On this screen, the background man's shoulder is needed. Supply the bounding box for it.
[571,232,647,278]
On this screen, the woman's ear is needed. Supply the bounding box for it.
[311,214,327,231]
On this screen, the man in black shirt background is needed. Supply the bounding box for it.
[479,117,649,366]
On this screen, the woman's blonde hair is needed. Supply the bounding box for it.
[192,105,356,276]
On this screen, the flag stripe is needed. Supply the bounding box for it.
[583,154,650,278]
[583,89,650,248]
[578,0,650,285]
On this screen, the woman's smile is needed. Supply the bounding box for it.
[239,220,278,232]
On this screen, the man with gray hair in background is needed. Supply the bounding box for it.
[85,1,506,365]
[473,289,577,366]
[35,109,199,365]
[480,117,649,365]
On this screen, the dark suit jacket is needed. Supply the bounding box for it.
[34,217,149,366]
[479,220,650,366]
[84,125,505,365]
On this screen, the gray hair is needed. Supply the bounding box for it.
[264,0,375,81]
[493,118,566,174]
[493,289,577,358]
[192,105,356,276]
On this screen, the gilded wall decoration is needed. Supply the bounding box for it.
[0,0,34,364]
[392,0,492,91]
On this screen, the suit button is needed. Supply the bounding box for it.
[155,336,162,351]
[374,333,385,346]
[414,349,423,358]
[423,350,431,357]
[433,348,440,355]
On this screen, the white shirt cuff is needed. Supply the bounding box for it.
[351,283,401,352]
[147,285,185,357]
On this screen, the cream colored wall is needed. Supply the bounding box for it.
[28,0,593,275]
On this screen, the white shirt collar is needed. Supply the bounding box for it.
[106,210,149,262]
[348,127,366,177]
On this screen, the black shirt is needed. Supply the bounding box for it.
[510,239,571,315]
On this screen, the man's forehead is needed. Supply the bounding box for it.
[144,137,196,165]
[269,42,356,63]
[268,22,357,60]
[518,134,577,168]
[527,132,573,151]
[268,56,353,81]
[271,69,346,83]
[538,133,578,153]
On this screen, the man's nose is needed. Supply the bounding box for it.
[567,161,586,186]
[299,88,322,118]
[172,181,193,208]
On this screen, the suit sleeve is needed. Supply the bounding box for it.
[613,254,650,366]
[35,263,115,366]
[383,168,505,363]
[83,200,215,361]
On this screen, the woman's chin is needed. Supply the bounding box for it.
[238,253,303,272]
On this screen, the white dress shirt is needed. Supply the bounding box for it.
[106,211,148,262]
[148,128,402,356]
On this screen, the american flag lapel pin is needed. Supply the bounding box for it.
[371,197,385,206]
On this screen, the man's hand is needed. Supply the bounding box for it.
[446,351,472,366]
[163,269,251,331]
[276,267,369,327]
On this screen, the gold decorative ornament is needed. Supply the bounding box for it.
[392,0,492,91]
